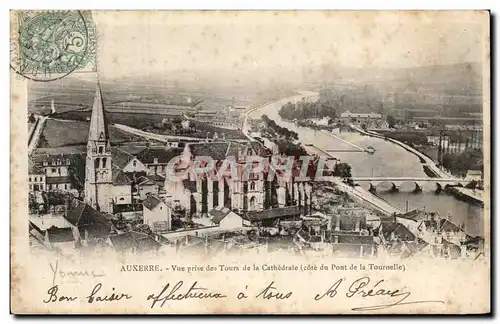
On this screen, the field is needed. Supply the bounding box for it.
[51,110,246,140]
[40,119,146,147]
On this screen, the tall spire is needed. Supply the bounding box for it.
[88,82,109,142]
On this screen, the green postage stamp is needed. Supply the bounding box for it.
[10,10,97,81]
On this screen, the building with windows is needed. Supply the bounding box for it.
[28,159,46,192]
[340,110,382,124]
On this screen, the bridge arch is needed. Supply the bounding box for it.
[368,180,424,193]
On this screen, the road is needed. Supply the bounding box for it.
[348,177,471,183]
[28,116,47,155]
[114,123,250,144]
[327,177,404,215]
[114,123,206,142]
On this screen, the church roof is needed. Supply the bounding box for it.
[88,83,109,142]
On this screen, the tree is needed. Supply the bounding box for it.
[28,193,39,214]
[28,113,36,124]
[386,115,396,128]
[38,134,49,148]
[69,155,86,197]
[43,190,69,214]
[333,163,352,179]
[465,180,478,189]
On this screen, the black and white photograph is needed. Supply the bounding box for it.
[11,10,490,314]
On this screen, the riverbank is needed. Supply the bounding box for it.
[350,124,484,206]
[244,94,403,218]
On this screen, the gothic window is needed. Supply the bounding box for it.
[250,181,256,191]
[94,158,100,169]
[249,196,256,209]
[98,146,104,154]
[29,177,31,182]
[154,158,158,164]
[133,160,137,167]
[102,158,107,168]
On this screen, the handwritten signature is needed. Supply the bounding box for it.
[314,276,444,311]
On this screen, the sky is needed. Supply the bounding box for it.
[92,11,488,79]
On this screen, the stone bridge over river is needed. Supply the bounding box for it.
[324,176,472,193]
[351,177,472,193]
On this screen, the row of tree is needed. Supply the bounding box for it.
[261,115,298,140]
[279,99,339,120]
[441,148,483,178]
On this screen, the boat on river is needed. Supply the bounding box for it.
[365,146,376,154]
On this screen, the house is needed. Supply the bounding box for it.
[44,226,76,254]
[242,206,302,227]
[136,146,183,176]
[28,159,46,192]
[136,174,166,200]
[63,197,114,241]
[111,147,149,174]
[29,214,74,250]
[379,220,416,242]
[30,153,77,193]
[310,117,331,126]
[143,195,172,233]
[465,169,483,182]
[209,206,245,230]
[331,234,376,258]
[324,212,377,257]
[175,235,228,256]
[107,231,161,255]
[340,110,382,124]
[295,228,324,250]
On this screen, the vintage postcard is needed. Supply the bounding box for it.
[10,10,490,314]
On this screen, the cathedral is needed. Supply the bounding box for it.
[83,83,313,218]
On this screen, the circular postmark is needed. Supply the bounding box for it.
[11,10,91,82]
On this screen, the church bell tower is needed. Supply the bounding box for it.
[84,83,113,213]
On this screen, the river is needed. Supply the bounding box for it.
[248,92,483,237]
